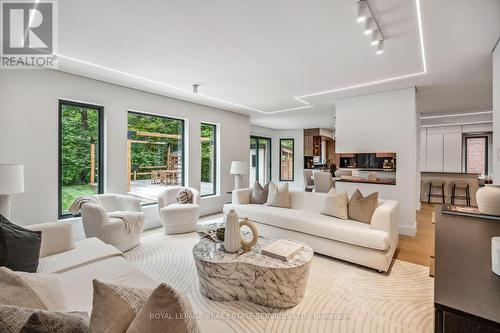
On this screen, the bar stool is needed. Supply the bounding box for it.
[450,182,471,206]
[428,180,445,204]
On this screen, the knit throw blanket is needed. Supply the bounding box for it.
[68,196,99,215]
[108,211,144,233]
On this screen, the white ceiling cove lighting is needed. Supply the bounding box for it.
[356,0,384,54]
[356,0,371,22]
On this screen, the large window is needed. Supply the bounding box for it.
[279,139,294,181]
[465,136,488,176]
[201,123,217,197]
[250,136,271,185]
[59,100,103,218]
[127,111,184,204]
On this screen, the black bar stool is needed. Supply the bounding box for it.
[428,180,445,204]
[450,182,471,206]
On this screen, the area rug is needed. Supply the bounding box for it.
[124,229,434,333]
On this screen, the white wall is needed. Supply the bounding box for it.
[250,126,304,191]
[335,87,418,235]
[0,70,250,238]
[493,42,500,182]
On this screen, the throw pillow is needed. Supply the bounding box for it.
[89,280,151,333]
[321,189,349,219]
[176,188,193,204]
[126,283,200,333]
[0,304,88,333]
[265,182,291,208]
[348,190,379,224]
[0,214,42,272]
[0,267,67,311]
[21,310,89,333]
[250,181,269,204]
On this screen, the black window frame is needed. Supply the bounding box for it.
[464,135,488,175]
[58,100,104,219]
[279,138,295,182]
[127,110,185,206]
[250,135,272,184]
[200,122,217,197]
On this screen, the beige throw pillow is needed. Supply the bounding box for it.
[89,280,151,333]
[250,181,269,204]
[0,304,88,333]
[264,182,291,208]
[126,283,199,333]
[348,190,378,224]
[321,189,348,219]
[0,267,67,311]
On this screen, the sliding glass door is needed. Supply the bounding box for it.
[250,136,271,185]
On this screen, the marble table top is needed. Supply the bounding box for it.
[192,237,313,269]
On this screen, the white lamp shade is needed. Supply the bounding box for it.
[0,164,24,194]
[230,161,248,175]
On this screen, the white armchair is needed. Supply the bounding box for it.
[80,194,144,252]
[158,187,200,234]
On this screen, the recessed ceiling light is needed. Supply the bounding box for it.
[356,0,370,22]
[376,40,384,55]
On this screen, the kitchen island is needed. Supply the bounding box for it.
[420,171,479,206]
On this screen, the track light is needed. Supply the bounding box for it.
[376,41,384,55]
[364,18,377,35]
[371,30,383,45]
[356,1,385,54]
[356,0,370,23]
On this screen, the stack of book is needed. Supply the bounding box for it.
[261,239,303,261]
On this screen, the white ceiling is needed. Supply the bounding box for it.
[56,0,500,129]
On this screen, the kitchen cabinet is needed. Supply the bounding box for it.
[426,133,444,172]
[421,126,463,173]
[443,132,462,172]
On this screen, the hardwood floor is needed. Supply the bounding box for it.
[395,203,435,267]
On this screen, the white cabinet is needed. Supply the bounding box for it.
[420,128,427,171]
[421,126,463,172]
[426,133,444,172]
[443,132,462,172]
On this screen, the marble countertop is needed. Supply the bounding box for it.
[193,237,313,269]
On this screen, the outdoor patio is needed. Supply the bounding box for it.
[129,180,215,204]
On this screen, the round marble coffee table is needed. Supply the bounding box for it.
[192,237,313,308]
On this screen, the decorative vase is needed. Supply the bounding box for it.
[224,210,241,253]
[476,185,500,216]
[223,210,259,253]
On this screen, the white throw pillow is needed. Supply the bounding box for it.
[265,182,291,208]
[321,188,349,219]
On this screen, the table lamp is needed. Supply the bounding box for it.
[0,164,24,219]
[230,161,247,190]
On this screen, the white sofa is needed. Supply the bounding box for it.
[223,189,399,272]
[81,194,145,252]
[28,222,157,313]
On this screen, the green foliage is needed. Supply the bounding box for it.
[201,124,215,183]
[61,184,97,213]
[60,105,99,186]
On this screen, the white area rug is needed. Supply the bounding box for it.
[124,230,434,333]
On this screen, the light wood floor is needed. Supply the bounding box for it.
[395,203,435,267]
[147,205,435,268]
